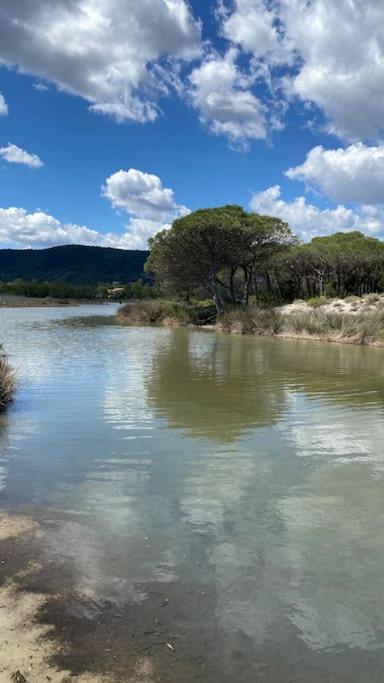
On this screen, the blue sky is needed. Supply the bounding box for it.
[0,0,384,249]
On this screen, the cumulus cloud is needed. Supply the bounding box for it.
[0,207,102,249]
[282,0,384,140]
[0,206,160,251]
[0,143,43,168]
[102,168,188,245]
[102,169,186,220]
[286,144,384,205]
[219,0,286,62]
[218,0,384,142]
[0,169,187,250]
[0,0,201,124]
[189,49,267,149]
[103,219,171,251]
[250,185,384,242]
[0,92,8,115]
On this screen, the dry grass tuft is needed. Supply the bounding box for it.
[0,346,16,411]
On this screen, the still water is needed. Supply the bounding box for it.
[1,305,384,681]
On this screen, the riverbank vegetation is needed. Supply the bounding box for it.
[118,204,384,345]
[118,300,216,325]
[0,346,16,410]
[0,277,159,303]
[118,297,384,344]
[219,301,384,345]
[146,206,384,310]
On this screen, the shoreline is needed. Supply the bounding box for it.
[0,295,110,308]
[213,325,384,347]
[116,296,384,348]
[0,510,160,682]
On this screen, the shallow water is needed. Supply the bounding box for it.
[1,305,384,681]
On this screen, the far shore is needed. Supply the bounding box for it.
[117,296,384,348]
[0,294,113,308]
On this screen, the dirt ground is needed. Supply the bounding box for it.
[0,512,157,683]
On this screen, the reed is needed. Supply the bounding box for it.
[0,346,16,411]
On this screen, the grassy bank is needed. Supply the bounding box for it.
[219,299,384,345]
[118,297,384,346]
[117,300,217,326]
[0,347,16,410]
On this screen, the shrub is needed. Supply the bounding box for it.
[117,300,216,325]
[0,346,16,411]
[306,296,329,308]
[218,306,282,335]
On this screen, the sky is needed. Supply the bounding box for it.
[1,0,384,250]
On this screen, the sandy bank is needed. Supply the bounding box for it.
[0,512,142,683]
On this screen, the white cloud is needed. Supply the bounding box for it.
[102,168,189,246]
[0,206,157,251]
[250,185,384,241]
[0,0,201,124]
[102,167,188,222]
[220,0,285,62]
[0,207,101,249]
[189,49,267,149]
[0,168,187,250]
[286,144,384,205]
[0,143,43,168]
[219,0,384,142]
[0,92,8,115]
[281,0,384,140]
[33,82,49,92]
[103,218,171,250]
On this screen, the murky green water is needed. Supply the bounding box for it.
[1,305,384,681]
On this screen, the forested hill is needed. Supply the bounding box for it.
[0,245,149,284]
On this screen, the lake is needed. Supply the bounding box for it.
[1,304,384,681]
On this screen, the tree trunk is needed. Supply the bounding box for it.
[254,276,260,306]
[229,266,237,305]
[242,266,252,305]
[305,274,311,298]
[265,270,272,294]
[210,275,224,314]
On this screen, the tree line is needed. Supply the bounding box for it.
[0,278,158,301]
[146,205,384,313]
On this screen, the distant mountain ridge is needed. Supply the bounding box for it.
[0,245,149,284]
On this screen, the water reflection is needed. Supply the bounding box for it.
[1,308,384,679]
[146,330,289,440]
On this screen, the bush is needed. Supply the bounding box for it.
[218,306,282,335]
[306,296,329,308]
[0,346,16,411]
[117,300,216,325]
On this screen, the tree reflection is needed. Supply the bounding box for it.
[146,329,289,442]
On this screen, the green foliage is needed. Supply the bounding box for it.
[146,205,294,312]
[118,300,217,325]
[0,245,147,284]
[0,278,97,300]
[307,296,329,308]
[281,231,384,301]
[123,278,161,299]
